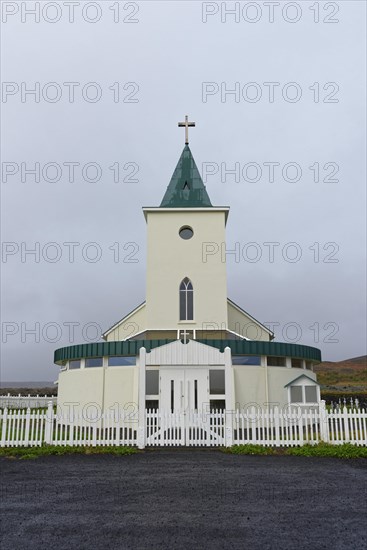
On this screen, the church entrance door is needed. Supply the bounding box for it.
[146,368,225,446]
[159,368,209,413]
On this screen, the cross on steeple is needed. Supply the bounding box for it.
[178,115,195,145]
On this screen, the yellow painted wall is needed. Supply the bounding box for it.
[145,210,228,331]
[57,368,104,413]
[233,367,267,408]
[267,367,317,405]
[227,301,270,341]
[57,363,318,412]
[105,304,146,341]
[233,366,317,408]
[104,367,138,411]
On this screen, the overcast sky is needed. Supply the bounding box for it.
[1,0,366,382]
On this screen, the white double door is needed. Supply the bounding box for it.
[159,368,209,412]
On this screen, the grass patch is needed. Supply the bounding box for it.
[224,443,367,458]
[0,445,138,459]
[285,443,367,458]
[224,444,277,455]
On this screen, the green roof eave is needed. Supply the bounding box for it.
[54,339,321,365]
[54,340,173,365]
[197,340,322,362]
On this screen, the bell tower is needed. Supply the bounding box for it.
[143,117,230,335]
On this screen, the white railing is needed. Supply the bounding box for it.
[1,402,366,448]
[0,394,57,409]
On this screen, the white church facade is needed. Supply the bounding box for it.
[54,118,321,414]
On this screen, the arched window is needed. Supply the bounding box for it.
[179,277,193,320]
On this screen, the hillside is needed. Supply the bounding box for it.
[314,355,367,392]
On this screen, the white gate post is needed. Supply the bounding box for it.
[298,406,304,446]
[274,406,280,446]
[44,400,54,445]
[342,405,350,443]
[1,408,8,447]
[224,347,234,447]
[225,410,233,447]
[137,347,146,449]
[24,408,31,446]
[319,400,329,443]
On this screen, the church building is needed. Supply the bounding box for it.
[54,118,321,414]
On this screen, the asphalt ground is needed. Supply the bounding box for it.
[1,449,366,550]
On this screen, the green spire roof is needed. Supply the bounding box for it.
[160,145,212,208]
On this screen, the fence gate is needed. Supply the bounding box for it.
[145,409,225,446]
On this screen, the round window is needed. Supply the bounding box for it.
[179,226,194,240]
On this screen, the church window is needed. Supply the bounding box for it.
[108,356,135,366]
[290,385,318,404]
[85,357,103,368]
[305,386,318,403]
[69,360,81,370]
[179,226,194,240]
[146,370,159,395]
[179,278,193,320]
[209,370,225,395]
[267,356,286,367]
[290,386,303,403]
[232,356,261,366]
[291,358,303,368]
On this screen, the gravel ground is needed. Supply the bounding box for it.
[1,449,366,550]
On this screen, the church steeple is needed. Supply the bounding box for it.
[160,144,212,208]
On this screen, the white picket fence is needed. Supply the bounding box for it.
[1,402,367,448]
[0,394,57,409]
